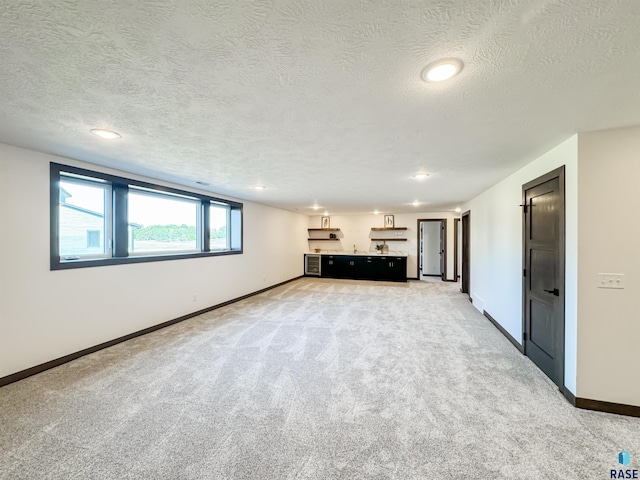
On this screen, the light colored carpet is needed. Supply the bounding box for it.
[1,278,638,479]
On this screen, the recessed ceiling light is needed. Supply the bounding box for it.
[373,210,380,215]
[412,201,420,207]
[413,173,429,180]
[253,185,266,190]
[455,207,462,213]
[421,58,464,82]
[324,211,329,216]
[312,204,320,210]
[90,128,121,139]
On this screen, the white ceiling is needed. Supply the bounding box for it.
[1,1,639,214]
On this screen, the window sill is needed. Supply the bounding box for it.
[52,249,242,270]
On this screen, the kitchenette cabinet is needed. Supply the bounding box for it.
[313,254,406,282]
[374,256,406,282]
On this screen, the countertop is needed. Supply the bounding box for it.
[305,251,408,257]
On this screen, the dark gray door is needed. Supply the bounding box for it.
[461,212,470,294]
[419,223,424,274]
[523,167,565,387]
[439,221,445,280]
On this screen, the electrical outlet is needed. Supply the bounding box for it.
[597,273,625,289]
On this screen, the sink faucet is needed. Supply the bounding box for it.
[353,244,357,254]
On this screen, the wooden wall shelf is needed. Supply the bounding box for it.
[308,227,341,241]
[371,238,407,242]
[371,227,407,231]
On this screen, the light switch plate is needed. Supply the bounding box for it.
[597,273,625,289]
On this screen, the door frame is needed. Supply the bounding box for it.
[454,218,460,281]
[416,218,447,281]
[461,211,470,295]
[521,166,566,387]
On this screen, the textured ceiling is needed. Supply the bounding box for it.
[1,1,640,214]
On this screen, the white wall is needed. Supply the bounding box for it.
[308,212,458,280]
[0,143,308,378]
[421,221,442,275]
[577,127,640,406]
[463,136,578,394]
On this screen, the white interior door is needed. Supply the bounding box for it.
[422,222,441,275]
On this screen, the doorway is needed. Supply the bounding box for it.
[461,211,470,295]
[417,219,446,281]
[522,166,565,387]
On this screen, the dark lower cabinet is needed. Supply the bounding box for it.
[321,255,340,277]
[319,255,406,282]
[375,256,407,282]
[339,256,360,278]
[358,256,376,280]
[391,257,407,281]
[321,255,362,279]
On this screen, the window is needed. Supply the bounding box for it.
[50,163,243,269]
[86,230,101,248]
[58,175,111,260]
[210,202,230,251]
[129,188,200,254]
